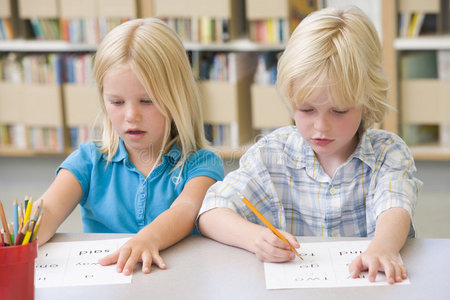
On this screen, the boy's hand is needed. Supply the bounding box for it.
[348,247,407,284]
[253,227,300,263]
[98,235,166,275]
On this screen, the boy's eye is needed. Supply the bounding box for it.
[298,107,313,113]
[333,109,348,114]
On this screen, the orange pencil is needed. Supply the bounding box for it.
[241,196,303,260]
[0,200,12,246]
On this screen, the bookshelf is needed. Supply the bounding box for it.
[386,0,450,160]
[0,0,320,159]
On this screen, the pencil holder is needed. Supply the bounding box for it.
[0,240,38,300]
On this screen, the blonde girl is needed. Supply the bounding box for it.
[38,18,224,275]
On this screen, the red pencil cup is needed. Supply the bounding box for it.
[0,240,38,300]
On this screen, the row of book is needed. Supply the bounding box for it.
[248,19,289,44]
[253,52,279,85]
[400,50,450,80]
[69,126,102,149]
[0,124,64,152]
[27,17,129,43]
[398,12,438,38]
[204,123,238,148]
[162,17,231,44]
[0,53,94,85]
[190,51,257,83]
[0,18,13,40]
[60,17,129,44]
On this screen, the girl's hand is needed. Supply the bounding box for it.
[253,227,300,263]
[348,247,407,284]
[98,235,166,275]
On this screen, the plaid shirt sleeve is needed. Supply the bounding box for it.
[198,137,285,227]
[369,132,422,221]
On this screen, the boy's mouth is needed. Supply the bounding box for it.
[312,138,333,146]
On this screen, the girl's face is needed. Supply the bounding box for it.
[293,87,363,164]
[102,65,166,160]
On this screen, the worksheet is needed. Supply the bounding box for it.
[264,240,410,289]
[35,238,132,288]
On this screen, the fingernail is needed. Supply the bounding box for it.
[143,267,150,273]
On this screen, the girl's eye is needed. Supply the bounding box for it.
[141,99,153,104]
[110,100,124,105]
[299,108,313,113]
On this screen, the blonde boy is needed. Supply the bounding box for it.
[198,6,422,284]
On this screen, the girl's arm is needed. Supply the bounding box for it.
[199,207,299,263]
[38,169,83,246]
[348,207,411,284]
[98,176,217,275]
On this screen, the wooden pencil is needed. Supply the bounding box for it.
[241,196,303,260]
[0,200,12,246]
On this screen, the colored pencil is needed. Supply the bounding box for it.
[13,199,19,243]
[241,196,303,260]
[15,220,28,246]
[0,200,12,246]
[23,197,34,225]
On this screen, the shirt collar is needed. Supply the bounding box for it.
[106,139,181,165]
[350,129,377,170]
[284,128,377,171]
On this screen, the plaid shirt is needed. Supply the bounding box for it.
[199,126,422,238]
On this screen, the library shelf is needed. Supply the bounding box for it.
[0,40,98,52]
[410,145,450,161]
[394,36,450,50]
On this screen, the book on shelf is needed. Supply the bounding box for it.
[437,50,450,80]
[400,51,438,79]
[398,11,438,37]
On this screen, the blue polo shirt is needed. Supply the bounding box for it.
[58,140,224,233]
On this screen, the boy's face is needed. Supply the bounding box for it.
[293,88,362,164]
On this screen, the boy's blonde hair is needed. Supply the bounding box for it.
[277,6,389,131]
[93,18,206,167]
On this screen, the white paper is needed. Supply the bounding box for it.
[35,238,131,288]
[264,240,410,289]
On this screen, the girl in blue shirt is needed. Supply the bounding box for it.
[38,18,224,275]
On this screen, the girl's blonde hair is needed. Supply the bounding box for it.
[93,18,206,167]
[277,6,389,131]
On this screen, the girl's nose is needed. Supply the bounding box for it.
[125,104,140,123]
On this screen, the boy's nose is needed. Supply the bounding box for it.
[314,115,331,132]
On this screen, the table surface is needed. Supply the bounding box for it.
[35,233,450,300]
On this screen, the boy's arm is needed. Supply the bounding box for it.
[199,207,299,262]
[99,176,216,275]
[38,169,83,246]
[349,207,411,284]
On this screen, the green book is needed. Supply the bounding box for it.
[400,51,438,79]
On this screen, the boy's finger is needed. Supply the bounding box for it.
[152,253,167,270]
[367,260,380,282]
[348,256,363,278]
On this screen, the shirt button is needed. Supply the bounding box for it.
[331,230,339,237]
[329,187,338,195]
